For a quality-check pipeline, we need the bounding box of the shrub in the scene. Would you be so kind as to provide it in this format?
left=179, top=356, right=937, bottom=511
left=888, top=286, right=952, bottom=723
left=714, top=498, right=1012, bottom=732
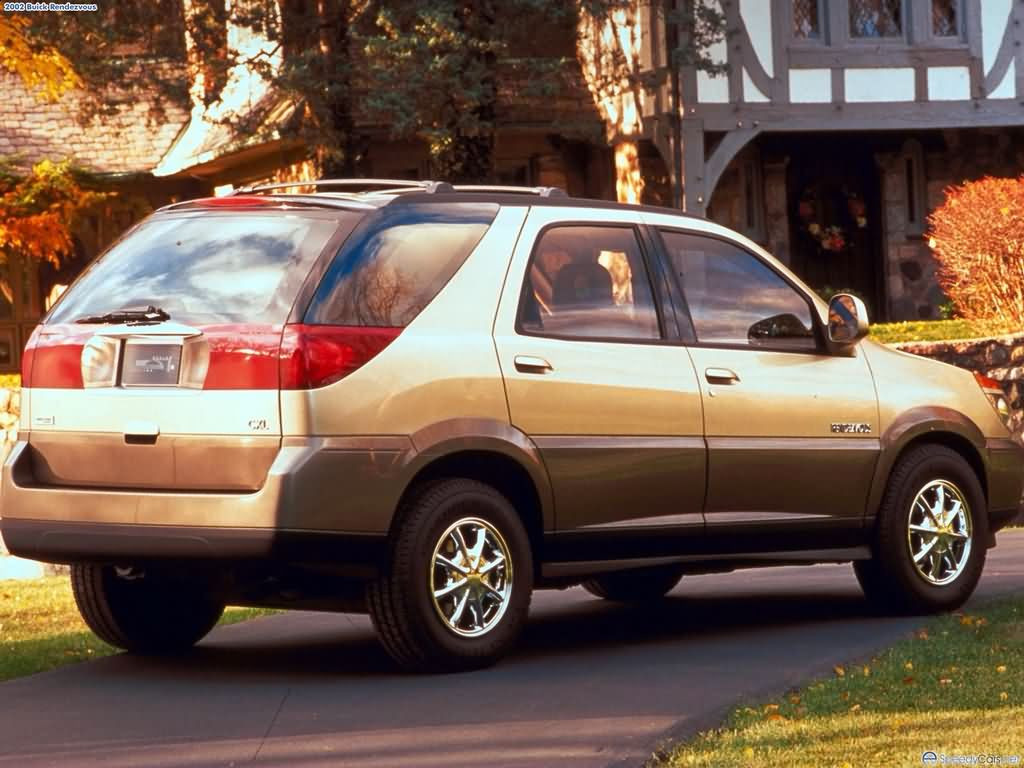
left=927, top=176, right=1024, bottom=327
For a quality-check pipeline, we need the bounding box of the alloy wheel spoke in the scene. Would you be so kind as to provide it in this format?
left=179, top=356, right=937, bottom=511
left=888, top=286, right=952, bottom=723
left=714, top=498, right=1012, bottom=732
left=433, top=578, right=467, bottom=599
left=479, top=554, right=505, bottom=575
left=914, top=535, right=939, bottom=563
left=449, top=588, right=470, bottom=626
left=436, top=554, right=470, bottom=575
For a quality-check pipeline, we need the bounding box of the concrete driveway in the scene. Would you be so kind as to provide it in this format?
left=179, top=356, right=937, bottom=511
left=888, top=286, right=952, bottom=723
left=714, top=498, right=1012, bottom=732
left=3, top=531, right=1023, bottom=768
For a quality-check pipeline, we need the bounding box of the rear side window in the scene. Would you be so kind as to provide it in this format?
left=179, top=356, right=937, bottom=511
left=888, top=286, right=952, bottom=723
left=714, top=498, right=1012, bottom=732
left=48, top=212, right=352, bottom=325
left=304, top=202, right=498, bottom=326
left=518, top=225, right=661, bottom=341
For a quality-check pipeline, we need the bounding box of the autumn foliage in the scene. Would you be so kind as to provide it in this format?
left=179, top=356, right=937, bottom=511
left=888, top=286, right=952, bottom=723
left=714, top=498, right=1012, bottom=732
left=0, top=160, right=107, bottom=267
left=0, top=15, right=78, bottom=102
left=927, top=176, right=1024, bottom=328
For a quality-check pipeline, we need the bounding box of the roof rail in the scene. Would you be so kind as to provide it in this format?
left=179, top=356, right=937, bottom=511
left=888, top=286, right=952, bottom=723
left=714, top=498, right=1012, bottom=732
left=234, top=179, right=455, bottom=195
left=452, top=185, right=568, bottom=198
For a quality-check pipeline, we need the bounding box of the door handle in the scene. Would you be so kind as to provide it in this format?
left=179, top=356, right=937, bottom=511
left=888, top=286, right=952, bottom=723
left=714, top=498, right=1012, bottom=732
left=514, top=355, right=553, bottom=374
left=705, top=367, right=740, bottom=384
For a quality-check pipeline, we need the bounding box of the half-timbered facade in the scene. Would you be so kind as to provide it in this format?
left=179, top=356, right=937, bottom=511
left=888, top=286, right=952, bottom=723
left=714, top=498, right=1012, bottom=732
left=637, top=0, right=1024, bottom=320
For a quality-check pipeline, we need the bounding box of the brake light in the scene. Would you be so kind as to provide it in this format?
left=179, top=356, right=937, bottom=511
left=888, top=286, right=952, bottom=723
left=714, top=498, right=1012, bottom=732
left=279, top=325, right=402, bottom=390
left=21, top=326, right=85, bottom=389
left=192, top=195, right=281, bottom=208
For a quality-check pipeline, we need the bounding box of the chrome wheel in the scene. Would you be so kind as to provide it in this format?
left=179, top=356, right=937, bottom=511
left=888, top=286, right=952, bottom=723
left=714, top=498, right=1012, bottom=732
left=907, top=479, right=973, bottom=586
left=430, top=517, right=513, bottom=638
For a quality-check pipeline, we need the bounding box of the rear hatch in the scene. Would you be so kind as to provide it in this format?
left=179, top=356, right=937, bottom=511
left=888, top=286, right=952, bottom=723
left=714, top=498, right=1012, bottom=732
left=22, top=204, right=361, bottom=491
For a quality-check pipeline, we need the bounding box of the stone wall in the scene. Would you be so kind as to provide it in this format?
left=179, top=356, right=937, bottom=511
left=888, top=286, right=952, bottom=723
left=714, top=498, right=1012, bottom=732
left=894, top=333, right=1024, bottom=442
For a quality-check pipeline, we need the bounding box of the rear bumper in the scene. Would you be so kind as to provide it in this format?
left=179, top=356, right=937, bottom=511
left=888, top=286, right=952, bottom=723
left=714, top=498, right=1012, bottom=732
left=0, top=435, right=409, bottom=563
left=0, top=518, right=386, bottom=570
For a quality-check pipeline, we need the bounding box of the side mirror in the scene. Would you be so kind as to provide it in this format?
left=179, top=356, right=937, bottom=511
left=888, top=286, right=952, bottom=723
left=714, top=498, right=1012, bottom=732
left=827, top=293, right=869, bottom=347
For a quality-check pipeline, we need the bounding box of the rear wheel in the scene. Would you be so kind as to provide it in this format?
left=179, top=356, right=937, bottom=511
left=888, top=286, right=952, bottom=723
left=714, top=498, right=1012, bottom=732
left=71, top=564, right=224, bottom=653
left=582, top=564, right=684, bottom=602
left=856, top=444, right=987, bottom=614
left=366, top=478, right=533, bottom=672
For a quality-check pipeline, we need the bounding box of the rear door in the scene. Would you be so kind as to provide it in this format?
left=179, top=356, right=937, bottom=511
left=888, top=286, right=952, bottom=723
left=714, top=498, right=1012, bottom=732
left=23, top=208, right=357, bottom=492
left=492, top=206, right=706, bottom=538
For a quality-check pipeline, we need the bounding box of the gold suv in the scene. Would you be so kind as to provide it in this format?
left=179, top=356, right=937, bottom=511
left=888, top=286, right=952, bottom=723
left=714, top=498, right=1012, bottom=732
left=2, top=180, right=1021, bottom=671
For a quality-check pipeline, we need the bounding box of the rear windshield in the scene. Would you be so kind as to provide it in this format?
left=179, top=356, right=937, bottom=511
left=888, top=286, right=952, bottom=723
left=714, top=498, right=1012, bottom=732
left=48, top=211, right=356, bottom=325
left=304, top=202, right=498, bottom=326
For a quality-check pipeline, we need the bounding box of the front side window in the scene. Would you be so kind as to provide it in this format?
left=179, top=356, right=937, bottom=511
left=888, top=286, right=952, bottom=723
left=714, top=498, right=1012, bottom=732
left=850, top=0, right=902, bottom=38
left=659, top=231, right=817, bottom=351
left=519, top=225, right=660, bottom=341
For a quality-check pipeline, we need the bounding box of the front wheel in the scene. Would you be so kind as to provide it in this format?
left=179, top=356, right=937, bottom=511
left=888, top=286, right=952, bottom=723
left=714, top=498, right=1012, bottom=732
left=71, top=564, right=224, bottom=653
left=856, top=445, right=987, bottom=614
left=366, top=478, right=533, bottom=672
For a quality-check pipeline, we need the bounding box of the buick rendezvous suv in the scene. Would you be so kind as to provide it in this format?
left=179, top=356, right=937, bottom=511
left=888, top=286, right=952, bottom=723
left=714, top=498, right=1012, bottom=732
left=2, top=180, right=1021, bottom=671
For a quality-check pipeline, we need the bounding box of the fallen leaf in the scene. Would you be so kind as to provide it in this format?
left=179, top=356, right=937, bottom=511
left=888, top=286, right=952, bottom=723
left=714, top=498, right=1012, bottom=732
left=997, top=665, right=1007, bottom=674
left=903, top=676, right=915, bottom=685
left=905, top=661, right=914, bottom=670
left=850, top=704, right=861, bottom=712
left=834, top=665, right=846, bottom=677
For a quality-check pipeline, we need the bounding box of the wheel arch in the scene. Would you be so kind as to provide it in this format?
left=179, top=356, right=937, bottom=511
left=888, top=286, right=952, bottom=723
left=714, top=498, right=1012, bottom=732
left=391, top=419, right=553, bottom=565
left=867, top=407, right=989, bottom=523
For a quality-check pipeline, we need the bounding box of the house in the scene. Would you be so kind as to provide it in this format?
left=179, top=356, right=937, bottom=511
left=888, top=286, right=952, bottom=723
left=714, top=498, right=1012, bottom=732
left=630, top=0, right=1024, bottom=321
left=0, top=10, right=612, bottom=375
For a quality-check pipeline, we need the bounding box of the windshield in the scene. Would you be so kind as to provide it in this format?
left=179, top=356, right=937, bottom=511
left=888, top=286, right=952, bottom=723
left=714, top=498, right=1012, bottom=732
left=48, top=211, right=358, bottom=325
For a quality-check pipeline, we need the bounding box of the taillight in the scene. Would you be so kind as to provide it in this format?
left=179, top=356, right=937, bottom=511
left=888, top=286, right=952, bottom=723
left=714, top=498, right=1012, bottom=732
left=974, top=371, right=1012, bottom=427
left=21, top=326, right=85, bottom=389
left=202, top=325, right=284, bottom=390
left=279, top=325, right=402, bottom=390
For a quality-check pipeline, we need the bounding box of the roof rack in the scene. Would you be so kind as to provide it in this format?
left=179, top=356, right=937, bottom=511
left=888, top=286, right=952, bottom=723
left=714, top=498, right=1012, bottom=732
left=452, top=185, right=567, bottom=198
left=234, top=179, right=455, bottom=195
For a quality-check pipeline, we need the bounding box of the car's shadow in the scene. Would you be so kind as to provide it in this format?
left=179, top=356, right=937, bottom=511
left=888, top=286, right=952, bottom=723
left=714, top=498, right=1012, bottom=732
left=102, top=585, right=884, bottom=682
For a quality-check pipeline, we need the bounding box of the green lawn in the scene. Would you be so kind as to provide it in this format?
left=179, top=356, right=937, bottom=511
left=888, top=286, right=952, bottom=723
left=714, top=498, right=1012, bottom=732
left=656, top=596, right=1024, bottom=768
left=870, top=319, right=1021, bottom=345
left=0, top=575, right=273, bottom=682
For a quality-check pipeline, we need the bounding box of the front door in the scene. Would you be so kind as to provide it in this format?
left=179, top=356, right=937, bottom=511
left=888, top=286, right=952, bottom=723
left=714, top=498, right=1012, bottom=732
left=649, top=222, right=880, bottom=538
left=492, top=207, right=705, bottom=537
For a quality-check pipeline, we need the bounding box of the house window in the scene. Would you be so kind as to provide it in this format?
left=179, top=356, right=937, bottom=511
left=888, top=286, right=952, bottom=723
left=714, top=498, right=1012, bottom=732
left=793, top=0, right=822, bottom=39
left=902, top=140, right=926, bottom=237
left=932, top=0, right=959, bottom=37
left=850, top=0, right=902, bottom=38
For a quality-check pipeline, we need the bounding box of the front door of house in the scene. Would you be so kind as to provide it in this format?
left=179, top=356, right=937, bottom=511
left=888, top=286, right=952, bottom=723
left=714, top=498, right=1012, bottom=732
left=787, top=140, right=884, bottom=320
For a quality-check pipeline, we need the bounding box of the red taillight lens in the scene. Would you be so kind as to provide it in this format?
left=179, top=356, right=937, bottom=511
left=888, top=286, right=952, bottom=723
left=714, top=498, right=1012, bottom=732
left=279, top=325, right=402, bottom=390
left=203, top=325, right=285, bottom=390
left=21, top=326, right=85, bottom=389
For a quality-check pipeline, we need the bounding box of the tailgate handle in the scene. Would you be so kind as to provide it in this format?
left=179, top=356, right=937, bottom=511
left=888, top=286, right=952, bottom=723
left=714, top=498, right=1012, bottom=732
left=124, top=421, right=160, bottom=445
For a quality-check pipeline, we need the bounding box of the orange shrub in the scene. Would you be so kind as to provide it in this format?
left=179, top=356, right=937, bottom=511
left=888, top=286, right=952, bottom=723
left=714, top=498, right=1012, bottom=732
left=927, top=176, right=1024, bottom=327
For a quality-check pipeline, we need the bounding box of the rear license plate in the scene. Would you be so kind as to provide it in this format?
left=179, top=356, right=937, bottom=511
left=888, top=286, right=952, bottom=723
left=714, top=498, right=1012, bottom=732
left=121, top=343, right=182, bottom=387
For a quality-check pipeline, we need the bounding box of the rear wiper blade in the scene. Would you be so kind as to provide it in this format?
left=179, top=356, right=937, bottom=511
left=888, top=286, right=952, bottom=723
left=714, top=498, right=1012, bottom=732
left=75, top=305, right=171, bottom=324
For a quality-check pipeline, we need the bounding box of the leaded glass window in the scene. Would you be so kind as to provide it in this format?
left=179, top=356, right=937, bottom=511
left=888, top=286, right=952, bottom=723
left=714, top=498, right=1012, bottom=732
left=933, top=0, right=958, bottom=37
left=850, top=0, right=902, bottom=38
left=793, top=0, right=820, bottom=39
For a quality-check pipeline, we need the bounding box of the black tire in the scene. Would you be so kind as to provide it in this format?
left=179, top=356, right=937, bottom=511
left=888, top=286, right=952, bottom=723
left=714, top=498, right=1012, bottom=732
left=856, top=444, right=987, bottom=614
left=71, top=564, right=224, bottom=654
left=366, top=478, right=533, bottom=672
left=582, top=564, right=684, bottom=602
